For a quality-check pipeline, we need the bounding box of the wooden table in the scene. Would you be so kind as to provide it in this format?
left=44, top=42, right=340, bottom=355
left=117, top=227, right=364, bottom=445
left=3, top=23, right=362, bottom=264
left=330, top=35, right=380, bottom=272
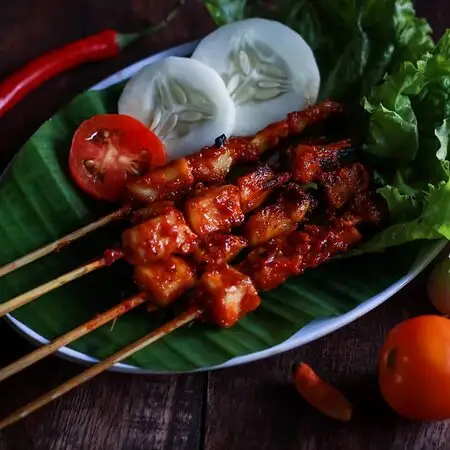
left=0, top=1, right=449, bottom=448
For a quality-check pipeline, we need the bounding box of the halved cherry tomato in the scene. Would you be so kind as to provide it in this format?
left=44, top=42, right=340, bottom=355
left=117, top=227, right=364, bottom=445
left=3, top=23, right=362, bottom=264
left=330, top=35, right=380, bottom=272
left=293, top=362, right=352, bottom=421
left=379, top=315, right=450, bottom=420
left=69, top=114, right=166, bottom=201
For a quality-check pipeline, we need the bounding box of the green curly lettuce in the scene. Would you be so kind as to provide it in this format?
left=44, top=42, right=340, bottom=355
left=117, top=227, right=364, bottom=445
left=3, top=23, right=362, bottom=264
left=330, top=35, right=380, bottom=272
left=361, top=31, right=450, bottom=251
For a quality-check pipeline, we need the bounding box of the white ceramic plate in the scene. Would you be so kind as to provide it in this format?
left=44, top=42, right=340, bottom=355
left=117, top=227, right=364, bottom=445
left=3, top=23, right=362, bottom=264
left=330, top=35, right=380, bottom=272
left=4, top=41, right=447, bottom=374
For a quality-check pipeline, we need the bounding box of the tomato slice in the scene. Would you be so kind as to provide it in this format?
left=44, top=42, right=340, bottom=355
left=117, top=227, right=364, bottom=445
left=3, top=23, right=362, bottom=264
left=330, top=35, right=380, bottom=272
left=69, top=114, right=166, bottom=201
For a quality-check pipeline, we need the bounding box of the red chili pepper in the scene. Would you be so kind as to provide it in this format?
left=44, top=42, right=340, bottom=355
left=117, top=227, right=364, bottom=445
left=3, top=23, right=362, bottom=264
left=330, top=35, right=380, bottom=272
left=293, top=362, right=353, bottom=421
left=0, top=0, right=183, bottom=117
left=0, top=30, right=139, bottom=118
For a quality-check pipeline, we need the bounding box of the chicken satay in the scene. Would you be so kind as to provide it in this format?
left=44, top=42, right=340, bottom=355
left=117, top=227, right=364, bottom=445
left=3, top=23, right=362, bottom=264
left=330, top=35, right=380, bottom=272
left=194, top=264, right=261, bottom=328
left=124, top=172, right=316, bottom=268
left=194, top=221, right=362, bottom=327
left=319, top=162, right=371, bottom=210
left=239, top=223, right=362, bottom=291
left=290, top=139, right=353, bottom=185
left=133, top=233, right=248, bottom=310
left=239, top=188, right=383, bottom=291
left=134, top=256, right=197, bottom=308
left=243, top=186, right=316, bottom=247
left=236, top=165, right=290, bottom=213
left=122, top=203, right=197, bottom=264
left=135, top=195, right=373, bottom=325
left=125, top=101, right=343, bottom=203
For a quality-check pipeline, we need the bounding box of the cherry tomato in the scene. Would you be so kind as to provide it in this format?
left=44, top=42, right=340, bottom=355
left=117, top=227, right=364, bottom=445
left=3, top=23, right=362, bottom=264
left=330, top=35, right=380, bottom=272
left=379, top=315, right=450, bottom=420
left=427, top=257, right=450, bottom=315
left=69, top=114, right=166, bottom=201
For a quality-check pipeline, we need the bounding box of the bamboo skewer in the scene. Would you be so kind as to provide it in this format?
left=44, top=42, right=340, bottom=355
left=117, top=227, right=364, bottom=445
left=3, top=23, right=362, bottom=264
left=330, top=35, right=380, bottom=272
left=0, top=292, right=151, bottom=383
left=0, top=205, right=131, bottom=279
left=0, top=307, right=202, bottom=430
left=0, top=257, right=112, bottom=318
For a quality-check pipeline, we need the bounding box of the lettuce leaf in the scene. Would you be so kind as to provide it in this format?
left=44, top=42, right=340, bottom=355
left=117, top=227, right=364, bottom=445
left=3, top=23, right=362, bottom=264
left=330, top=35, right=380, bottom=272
left=360, top=180, right=450, bottom=252
left=361, top=31, right=450, bottom=251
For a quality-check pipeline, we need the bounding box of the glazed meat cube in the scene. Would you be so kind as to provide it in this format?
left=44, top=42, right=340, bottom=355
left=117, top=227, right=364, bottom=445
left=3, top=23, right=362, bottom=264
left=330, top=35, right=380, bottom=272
left=238, top=238, right=295, bottom=291
left=320, top=162, right=370, bottom=209
left=134, top=256, right=196, bottom=307
left=185, top=185, right=244, bottom=235
left=192, top=233, right=247, bottom=265
left=291, top=140, right=351, bottom=184
left=126, top=158, right=194, bottom=203
left=122, top=205, right=197, bottom=264
left=304, top=224, right=362, bottom=268
left=188, top=146, right=234, bottom=184
left=243, top=186, right=315, bottom=247
left=278, top=184, right=316, bottom=223
left=346, top=191, right=386, bottom=227
left=236, top=165, right=290, bottom=213
left=195, top=264, right=261, bottom=328
left=243, top=204, right=295, bottom=247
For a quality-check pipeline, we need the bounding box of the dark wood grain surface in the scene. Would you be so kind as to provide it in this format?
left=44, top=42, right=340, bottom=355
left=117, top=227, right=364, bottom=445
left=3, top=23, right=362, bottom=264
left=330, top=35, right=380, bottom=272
left=0, top=1, right=449, bottom=449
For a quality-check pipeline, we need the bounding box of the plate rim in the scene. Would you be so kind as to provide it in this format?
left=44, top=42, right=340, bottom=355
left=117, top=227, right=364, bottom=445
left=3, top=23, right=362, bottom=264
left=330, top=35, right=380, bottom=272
left=3, top=40, right=447, bottom=374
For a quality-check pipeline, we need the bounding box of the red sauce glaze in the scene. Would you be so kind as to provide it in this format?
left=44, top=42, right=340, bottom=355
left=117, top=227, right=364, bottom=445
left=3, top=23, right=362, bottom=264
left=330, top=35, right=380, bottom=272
left=122, top=206, right=197, bottom=264
left=54, top=240, right=72, bottom=253
left=228, top=138, right=262, bottom=162
left=287, top=101, right=343, bottom=135
left=239, top=222, right=362, bottom=292
left=320, top=162, right=370, bottom=210
left=188, top=146, right=234, bottom=183
left=291, top=146, right=334, bottom=184
left=195, top=264, right=261, bottom=328
left=345, top=191, right=386, bottom=227
left=103, top=248, right=124, bottom=266
left=86, top=315, right=100, bottom=331
left=185, top=185, right=244, bottom=235
left=121, top=101, right=342, bottom=206
left=238, top=243, right=294, bottom=291
left=192, top=233, right=248, bottom=265
left=244, top=204, right=295, bottom=247
left=291, top=139, right=352, bottom=185
left=237, top=164, right=291, bottom=213
left=134, top=256, right=197, bottom=307
left=278, top=184, right=316, bottom=223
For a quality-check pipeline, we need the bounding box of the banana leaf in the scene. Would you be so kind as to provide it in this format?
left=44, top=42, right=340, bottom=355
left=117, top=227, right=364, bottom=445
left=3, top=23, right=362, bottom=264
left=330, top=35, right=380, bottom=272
left=0, top=81, right=431, bottom=372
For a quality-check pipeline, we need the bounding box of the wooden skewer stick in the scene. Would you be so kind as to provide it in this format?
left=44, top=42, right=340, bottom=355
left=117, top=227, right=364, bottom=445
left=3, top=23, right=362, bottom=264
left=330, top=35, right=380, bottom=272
left=0, top=257, right=112, bottom=318
left=0, top=307, right=202, bottom=430
left=0, top=205, right=131, bottom=279
left=0, top=292, right=153, bottom=383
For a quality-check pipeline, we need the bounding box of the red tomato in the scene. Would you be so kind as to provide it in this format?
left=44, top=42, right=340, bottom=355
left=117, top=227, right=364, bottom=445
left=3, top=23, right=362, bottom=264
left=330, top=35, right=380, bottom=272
left=69, top=114, right=166, bottom=201
left=379, top=315, right=450, bottom=420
